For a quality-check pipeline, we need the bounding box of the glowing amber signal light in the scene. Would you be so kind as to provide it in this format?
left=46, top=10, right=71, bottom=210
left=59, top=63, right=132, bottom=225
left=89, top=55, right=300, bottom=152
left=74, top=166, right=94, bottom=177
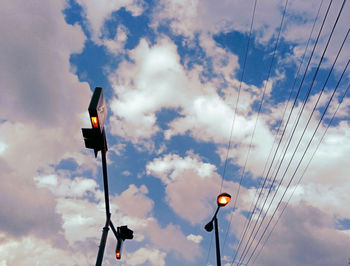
left=91, top=116, right=99, bottom=128
left=116, top=251, right=121, bottom=259
left=217, top=193, right=231, bottom=207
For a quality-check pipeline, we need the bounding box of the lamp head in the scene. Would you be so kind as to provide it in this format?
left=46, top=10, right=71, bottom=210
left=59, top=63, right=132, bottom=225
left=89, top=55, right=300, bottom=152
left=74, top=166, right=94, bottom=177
left=217, top=192, right=231, bottom=207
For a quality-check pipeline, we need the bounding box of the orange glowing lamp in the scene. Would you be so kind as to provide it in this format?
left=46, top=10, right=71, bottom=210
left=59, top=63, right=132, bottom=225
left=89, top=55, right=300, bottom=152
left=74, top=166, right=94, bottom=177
left=217, top=192, right=231, bottom=207
left=116, top=251, right=121, bottom=260
left=88, top=87, right=107, bottom=133
left=91, top=116, right=99, bottom=128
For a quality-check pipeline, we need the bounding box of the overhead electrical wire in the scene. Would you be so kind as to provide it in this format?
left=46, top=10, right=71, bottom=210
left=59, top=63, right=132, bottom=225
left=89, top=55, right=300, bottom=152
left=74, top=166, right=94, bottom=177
left=205, top=0, right=258, bottom=265
left=245, top=57, right=350, bottom=265
left=240, top=27, right=347, bottom=266
left=242, top=37, right=350, bottom=266
left=228, top=0, right=324, bottom=260
left=238, top=7, right=347, bottom=266
left=238, top=0, right=325, bottom=241
left=232, top=0, right=289, bottom=214
left=222, top=0, right=289, bottom=256
left=219, top=0, right=259, bottom=193
left=251, top=79, right=350, bottom=265
left=237, top=2, right=348, bottom=263
left=230, top=0, right=334, bottom=264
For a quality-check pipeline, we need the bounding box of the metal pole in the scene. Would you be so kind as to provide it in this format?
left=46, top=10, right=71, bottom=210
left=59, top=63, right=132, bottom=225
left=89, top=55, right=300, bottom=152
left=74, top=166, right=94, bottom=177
left=101, top=131, right=110, bottom=217
left=95, top=216, right=110, bottom=266
left=95, top=132, right=111, bottom=266
left=214, top=216, right=221, bottom=266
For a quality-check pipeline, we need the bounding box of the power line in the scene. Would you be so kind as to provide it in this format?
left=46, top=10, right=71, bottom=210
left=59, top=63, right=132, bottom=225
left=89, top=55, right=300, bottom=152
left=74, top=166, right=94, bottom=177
left=229, top=1, right=325, bottom=261
left=238, top=1, right=349, bottom=260
left=251, top=80, right=350, bottom=265
left=219, top=0, right=258, bottom=193
left=223, top=0, right=288, bottom=256
left=246, top=57, right=350, bottom=265
left=238, top=3, right=348, bottom=263
left=205, top=1, right=259, bottom=264
left=239, top=12, right=350, bottom=263
left=231, top=0, right=334, bottom=263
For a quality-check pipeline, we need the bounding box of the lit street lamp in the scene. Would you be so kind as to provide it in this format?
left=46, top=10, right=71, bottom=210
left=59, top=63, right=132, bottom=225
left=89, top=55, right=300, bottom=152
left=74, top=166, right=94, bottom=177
left=205, top=193, right=231, bottom=266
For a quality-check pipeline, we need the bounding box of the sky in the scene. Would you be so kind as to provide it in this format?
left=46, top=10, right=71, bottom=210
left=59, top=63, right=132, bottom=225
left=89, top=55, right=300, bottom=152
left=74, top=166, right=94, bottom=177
left=0, top=0, right=350, bottom=265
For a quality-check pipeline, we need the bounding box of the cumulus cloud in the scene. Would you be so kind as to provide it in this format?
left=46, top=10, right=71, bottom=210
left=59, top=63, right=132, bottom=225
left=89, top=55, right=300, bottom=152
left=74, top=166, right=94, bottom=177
left=103, top=25, right=129, bottom=54
left=2, top=0, right=349, bottom=265
left=0, top=0, right=90, bottom=127
left=0, top=234, right=94, bottom=266
left=108, top=35, right=277, bottom=158
left=28, top=170, right=202, bottom=264
left=0, top=0, right=94, bottom=244
left=252, top=203, right=350, bottom=266
left=125, top=247, right=167, bottom=266
left=146, top=152, right=252, bottom=225
left=187, top=234, right=203, bottom=244
left=151, top=0, right=350, bottom=72
left=75, top=0, right=144, bottom=42
left=108, top=37, right=192, bottom=144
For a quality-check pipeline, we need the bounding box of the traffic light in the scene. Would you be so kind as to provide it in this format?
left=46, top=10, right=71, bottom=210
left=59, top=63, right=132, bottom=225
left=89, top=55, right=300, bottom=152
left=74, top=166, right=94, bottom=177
left=88, top=87, right=107, bottom=133
left=115, top=225, right=133, bottom=260
left=82, top=87, right=108, bottom=157
left=115, top=238, right=122, bottom=260
left=119, top=225, right=134, bottom=240
left=81, top=128, right=106, bottom=157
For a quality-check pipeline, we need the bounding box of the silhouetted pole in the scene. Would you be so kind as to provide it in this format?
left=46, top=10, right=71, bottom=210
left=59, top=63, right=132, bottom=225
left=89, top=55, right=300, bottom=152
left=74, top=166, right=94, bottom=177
left=95, top=132, right=110, bottom=266
left=214, top=216, right=221, bottom=266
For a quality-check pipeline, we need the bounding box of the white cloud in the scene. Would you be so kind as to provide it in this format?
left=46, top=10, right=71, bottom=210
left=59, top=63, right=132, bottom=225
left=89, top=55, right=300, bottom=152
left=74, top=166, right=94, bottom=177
left=0, top=235, right=93, bottom=266
left=252, top=204, right=350, bottom=266
left=108, top=36, right=273, bottom=151
left=151, top=0, right=350, bottom=72
left=0, top=141, right=8, bottom=155
left=30, top=170, right=202, bottom=264
left=146, top=153, right=216, bottom=184
left=34, top=174, right=99, bottom=198
left=187, top=234, right=203, bottom=244
left=76, top=0, right=143, bottom=42
left=145, top=219, right=202, bottom=263
left=108, top=37, right=192, bottom=144
left=115, top=184, right=153, bottom=218
left=147, top=152, right=251, bottom=224
left=125, top=247, right=167, bottom=266
left=0, top=0, right=90, bottom=127
left=0, top=1, right=113, bottom=264
left=103, top=25, right=129, bottom=54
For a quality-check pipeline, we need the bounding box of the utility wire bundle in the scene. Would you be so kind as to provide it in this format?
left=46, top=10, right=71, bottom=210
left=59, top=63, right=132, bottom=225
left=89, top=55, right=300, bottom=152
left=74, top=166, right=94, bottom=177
left=205, top=0, right=350, bottom=265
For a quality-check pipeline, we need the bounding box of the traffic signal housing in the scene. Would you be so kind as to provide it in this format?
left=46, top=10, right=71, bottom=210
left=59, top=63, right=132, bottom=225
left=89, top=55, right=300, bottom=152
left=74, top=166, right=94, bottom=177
left=115, top=225, right=133, bottom=260
left=115, top=239, right=122, bottom=260
left=81, top=128, right=107, bottom=157
left=119, top=225, right=134, bottom=240
left=82, top=87, right=108, bottom=157
left=88, top=87, right=107, bottom=133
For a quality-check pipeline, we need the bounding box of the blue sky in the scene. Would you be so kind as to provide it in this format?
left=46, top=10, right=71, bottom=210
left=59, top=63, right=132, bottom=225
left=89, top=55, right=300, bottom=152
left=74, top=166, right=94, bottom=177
left=1, top=0, right=350, bottom=265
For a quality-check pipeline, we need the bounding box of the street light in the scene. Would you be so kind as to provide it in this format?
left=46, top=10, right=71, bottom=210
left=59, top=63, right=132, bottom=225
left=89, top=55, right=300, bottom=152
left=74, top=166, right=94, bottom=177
left=205, top=192, right=231, bottom=266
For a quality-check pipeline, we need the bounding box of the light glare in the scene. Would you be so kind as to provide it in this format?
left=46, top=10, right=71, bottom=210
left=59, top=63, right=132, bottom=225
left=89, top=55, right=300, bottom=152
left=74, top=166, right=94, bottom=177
left=217, top=193, right=231, bottom=207
left=91, top=116, right=99, bottom=128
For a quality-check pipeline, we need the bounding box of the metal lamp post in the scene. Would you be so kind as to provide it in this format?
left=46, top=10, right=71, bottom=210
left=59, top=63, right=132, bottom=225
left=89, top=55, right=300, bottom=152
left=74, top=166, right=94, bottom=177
left=205, top=192, right=231, bottom=266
